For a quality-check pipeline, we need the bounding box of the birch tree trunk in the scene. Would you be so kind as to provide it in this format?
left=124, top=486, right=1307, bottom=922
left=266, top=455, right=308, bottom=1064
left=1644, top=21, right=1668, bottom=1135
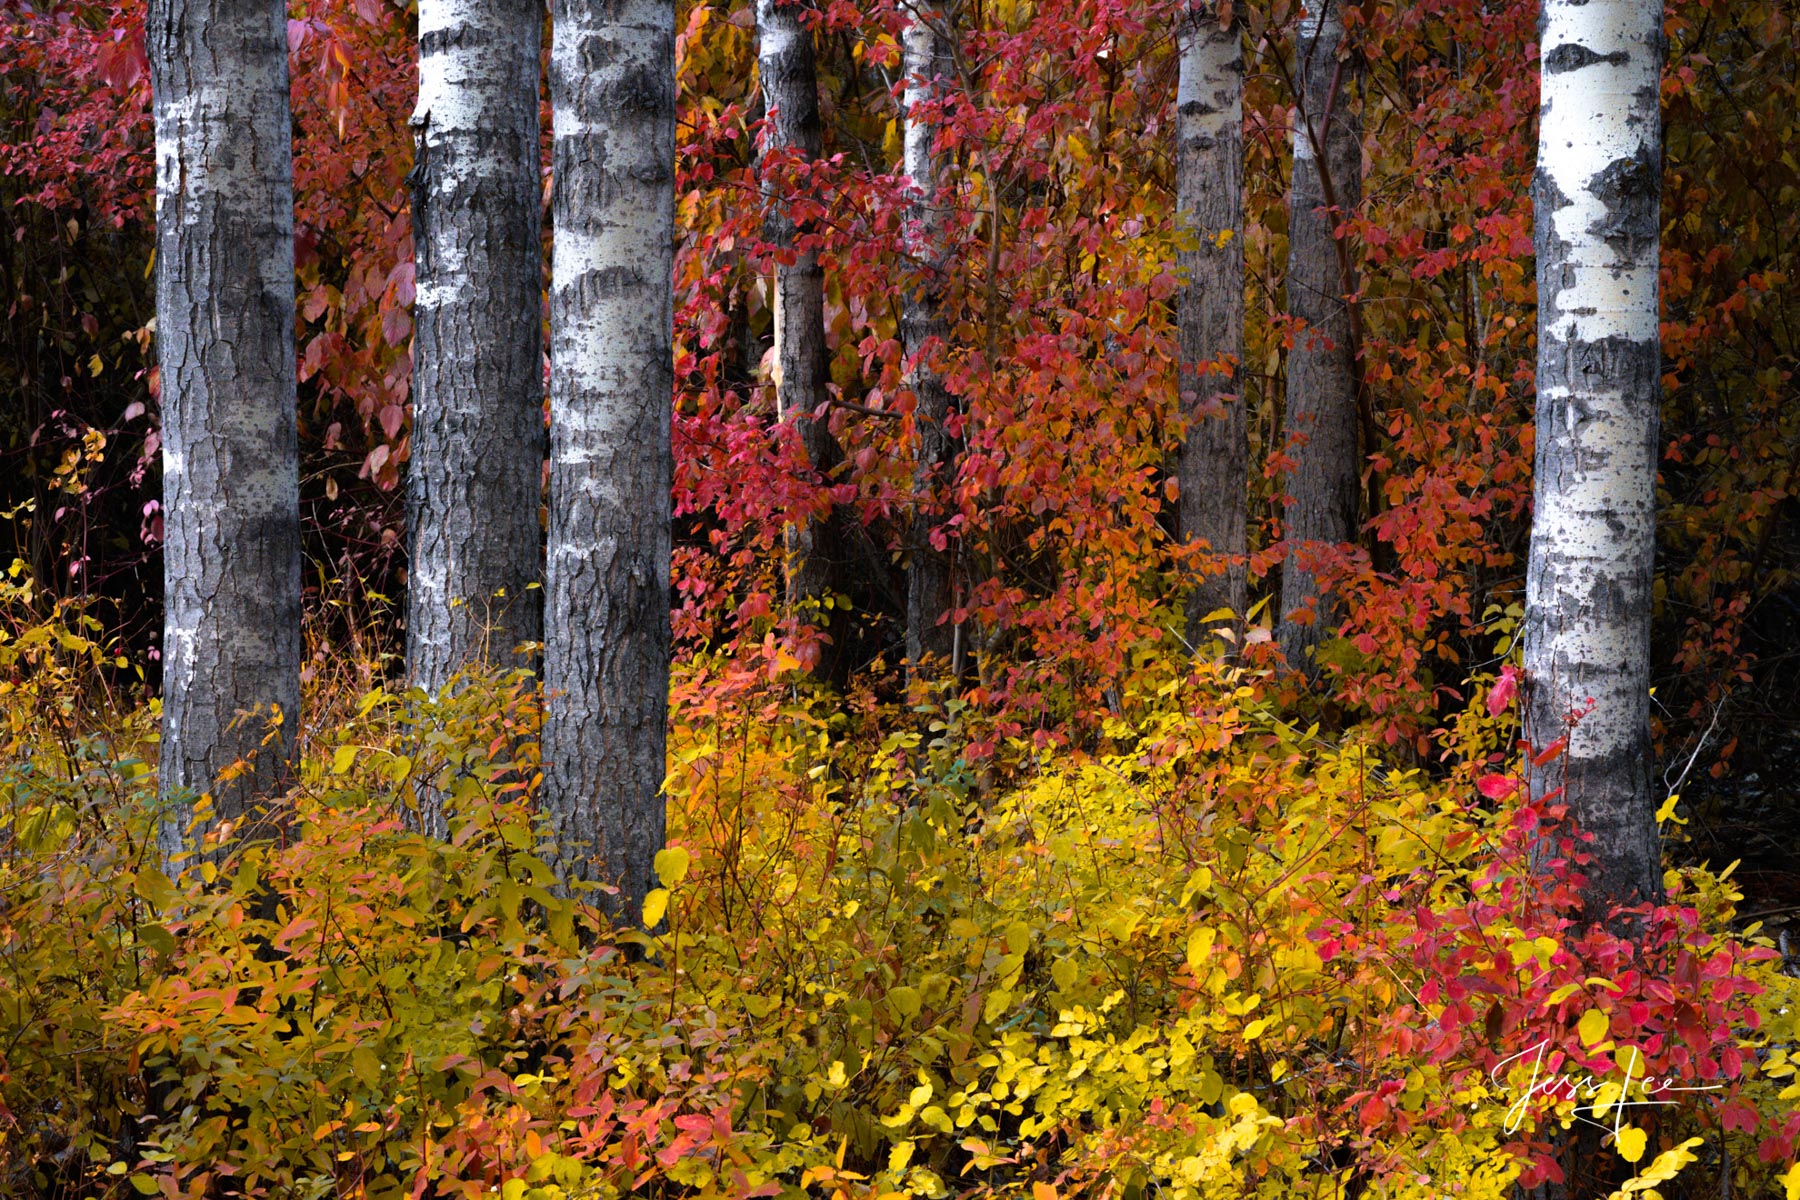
left=149, top=0, right=301, bottom=861
left=1524, top=0, right=1664, bottom=921
left=543, top=0, right=675, bottom=922
left=1174, top=2, right=1247, bottom=641
left=757, top=0, right=838, bottom=613
left=1277, top=0, right=1362, bottom=675
left=406, top=0, right=545, bottom=713
left=902, top=2, right=958, bottom=676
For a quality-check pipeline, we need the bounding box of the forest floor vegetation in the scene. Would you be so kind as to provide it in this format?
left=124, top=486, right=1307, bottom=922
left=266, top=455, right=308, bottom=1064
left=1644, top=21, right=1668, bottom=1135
left=2, top=581, right=1798, bottom=1200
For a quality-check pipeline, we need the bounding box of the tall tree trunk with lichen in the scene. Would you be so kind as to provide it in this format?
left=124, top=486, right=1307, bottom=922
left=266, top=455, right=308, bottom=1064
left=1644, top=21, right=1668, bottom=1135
left=902, top=2, right=958, bottom=677
left=757, top=0, right=839, bottom=619
left=1524, top=0, right=1665, bottom=928
left=542, top=0, right=675, bottom=924
left=149, top=0, right=301, bottom=861
left=1175, top=1, right=1247, bottom=642
left=1277, top=0, right=1362, bottom=675
left=405, top=0, right=545, bottom=703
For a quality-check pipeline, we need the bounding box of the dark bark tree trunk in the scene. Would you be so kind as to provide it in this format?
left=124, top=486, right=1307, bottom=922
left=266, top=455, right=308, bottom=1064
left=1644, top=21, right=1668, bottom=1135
left=543, top=0, right=675, bottom=924
left=756, top=0, right=838, bottom=615
left=902, top=2, right=958, bottom=678
left=1524, top=0, right=1665, bottom=923
left=1276, top=0, right=1362, bottom=675
left=405, top=0, right=545, bottom=696
left=149, top=0, right=301, bottom=862
left=1175, top=1, right=1247, bottom=643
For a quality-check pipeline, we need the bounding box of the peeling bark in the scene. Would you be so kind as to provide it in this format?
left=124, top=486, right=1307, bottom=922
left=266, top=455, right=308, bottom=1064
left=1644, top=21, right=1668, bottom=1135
left=1524, top=0, right=1665, bottom=921
left=149, top=0, right=301, bottom=861
left=902, top=2, right=958, bottom=677
left=756, top=0, right=839, bottom=615
left=543, top=0, right=675, bottom=923
left=1277, top=0, right=1362, bottom=676
left=405, top=0, right=545, bottom=718
left=1174, top=1, right=1247, bottom=640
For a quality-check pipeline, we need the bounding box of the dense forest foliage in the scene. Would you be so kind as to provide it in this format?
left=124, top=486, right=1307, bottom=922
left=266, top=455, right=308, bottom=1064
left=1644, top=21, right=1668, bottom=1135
left=4, top=0, right=1800, bottom=1197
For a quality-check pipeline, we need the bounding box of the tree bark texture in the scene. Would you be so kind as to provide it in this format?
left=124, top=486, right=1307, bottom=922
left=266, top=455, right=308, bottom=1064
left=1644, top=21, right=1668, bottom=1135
left=902, top=2, right=958, bottom=675
left=406, top=0, right=546, bottom=706
left=543, top=0, right=675, bottom=923
left=1277, top=0, right=1362, bottom=675
left=756, top=0, right=838, bottom=613
left=1174, top=2, right=1247, bottom=641
left=1524, top=0, right=1665, bottom=921
left=149, top=0, right=301, bottom=861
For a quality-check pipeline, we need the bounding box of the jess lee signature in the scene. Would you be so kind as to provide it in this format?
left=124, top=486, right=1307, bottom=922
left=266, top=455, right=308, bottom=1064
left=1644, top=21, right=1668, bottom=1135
left=1492, top=1040, right=1724, bottom=1134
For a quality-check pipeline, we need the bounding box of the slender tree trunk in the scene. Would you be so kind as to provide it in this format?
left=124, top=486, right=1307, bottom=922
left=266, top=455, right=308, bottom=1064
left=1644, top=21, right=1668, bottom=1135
left=902, top=1, right=957, bottom=676
left=1175, top=1, right=1247, bottom=642
left=1277, top=0, right=1362, bottom=674
left=757, top=0, right=837, bottom=614
left=406, top=0, right=545, bottom=695
left=149, top=0, right=300, bottom=861
left=543, top=0, right=675, bottom=922
left=1524, top=0, right=1665, bottom=923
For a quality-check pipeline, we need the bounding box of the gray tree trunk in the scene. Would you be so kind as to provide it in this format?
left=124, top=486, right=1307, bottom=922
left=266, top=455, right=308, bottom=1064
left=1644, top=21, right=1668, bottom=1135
left=149, top=0, right=301, bottom=862
left=1276, top=0, right=1362, bottom=674
left=542, top=0, right=675, bottom=924
left=1174, top=2, right=1247, bottom=643
left=757, top=0, right=837, bottom=614
left=406, top=0, right=545, bottom=702
left=902, top=2, right=957, bottom=676
left=1524, top=0, right=1664, bottom=922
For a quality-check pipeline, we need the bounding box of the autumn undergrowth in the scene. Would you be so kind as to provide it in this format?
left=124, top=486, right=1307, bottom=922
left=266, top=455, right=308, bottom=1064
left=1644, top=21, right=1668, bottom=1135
left=3, top=586, right=1799, bottom=1200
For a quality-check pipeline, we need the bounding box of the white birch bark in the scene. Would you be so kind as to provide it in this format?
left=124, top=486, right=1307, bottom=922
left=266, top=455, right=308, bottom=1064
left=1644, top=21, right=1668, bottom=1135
left=149, top=0, right=301, bottom=861
left=542, top=0, right=676, bottom=923
left=1174, top=2, right=1247, bottom=640
left=1276, top=0, right=1362, bottom=675
left=902, top=1, right=957, bottom=675
left=756, top=0, right=838, bottom=614
left=405, top=0, right=545, bottom=737
left=1524, top=0, right=1665, bottom=919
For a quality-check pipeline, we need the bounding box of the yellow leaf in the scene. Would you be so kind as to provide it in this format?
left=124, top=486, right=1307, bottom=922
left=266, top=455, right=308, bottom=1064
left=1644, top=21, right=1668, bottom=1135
left=642, top=888, right=669, bottom=928
left=1615, top=1125, right=1646, bottom=1164
left=1578, top=1008, right=1609, bottom=1046
left=1242, top=1017, right=1269, bottom=1041
left=654, top=846, right=691, bottom=888
left=1033, top=1185, right=1059, bottom=1200
left=331, top=745, right=356, bottom=775
left=1782, top=1160, right=1800, bottom=1200
left=1186, top=926, right=1216, bottom=972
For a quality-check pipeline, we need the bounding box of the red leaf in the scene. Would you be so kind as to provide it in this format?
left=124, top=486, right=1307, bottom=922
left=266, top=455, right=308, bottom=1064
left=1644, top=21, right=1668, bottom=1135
left=1487, top=665, right=1519, bottom=717
left=1477, top=774, right=1519, bottom=800
left=1532, top=737, right=1569, bottom=767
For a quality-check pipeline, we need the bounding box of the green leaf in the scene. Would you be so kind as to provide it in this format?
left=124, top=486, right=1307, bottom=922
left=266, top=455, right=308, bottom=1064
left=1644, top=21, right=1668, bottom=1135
left=138, top=922, right=176, bottom=958
left=128, top=1176, right=159, bottom=1196
left=133, top=866, right=175, bottom=909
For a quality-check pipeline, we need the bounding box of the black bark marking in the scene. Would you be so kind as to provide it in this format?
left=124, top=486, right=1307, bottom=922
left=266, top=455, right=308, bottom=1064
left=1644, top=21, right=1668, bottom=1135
left=1587, top=145, right=1661, bottom=261
left=1543, top=42, right=1629, bottom=73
